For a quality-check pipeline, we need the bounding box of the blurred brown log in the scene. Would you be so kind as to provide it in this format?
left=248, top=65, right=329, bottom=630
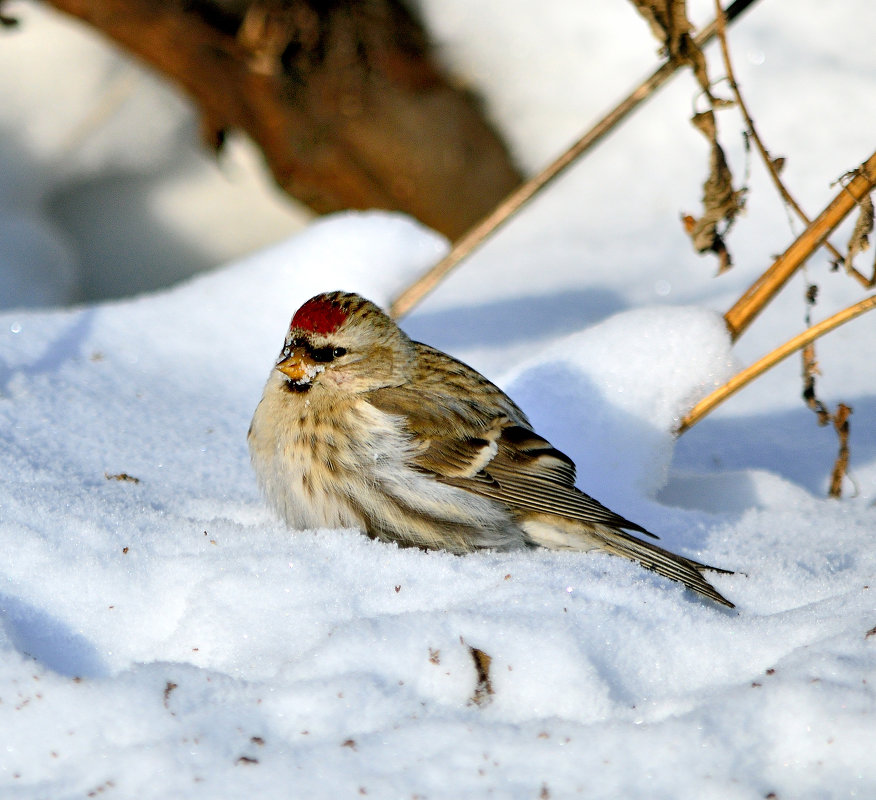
left=40, top=0, right=523, bottom=239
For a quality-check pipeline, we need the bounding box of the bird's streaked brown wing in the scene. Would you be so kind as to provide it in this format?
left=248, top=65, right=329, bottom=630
left=366, top=342, right=527, bottom=437
left=366, top=342, right=733, bottom=606
left=367, top=342, right=652, bottom=535
left=439, top=423, right=654, bottom=536
left=434, top=424, right=734, bottom=606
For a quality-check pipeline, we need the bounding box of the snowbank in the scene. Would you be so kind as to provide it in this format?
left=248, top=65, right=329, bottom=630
left=2, top=214, right=875, bottom=799
left=2, top=0, right=875, bottom=797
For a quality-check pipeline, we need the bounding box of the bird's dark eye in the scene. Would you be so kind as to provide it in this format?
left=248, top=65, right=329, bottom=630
left=333, top=347, right=347, bottom=358
left=309, top=346, right=336, bottom=363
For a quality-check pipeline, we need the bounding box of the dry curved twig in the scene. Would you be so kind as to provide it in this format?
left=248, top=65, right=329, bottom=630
left=390, top=0, right=760, bottom=318
left=724, top=150, right=876, bottom=341
left=711, top=0, right=872, bottom=286
left=677, top=294, right=876, bottom=434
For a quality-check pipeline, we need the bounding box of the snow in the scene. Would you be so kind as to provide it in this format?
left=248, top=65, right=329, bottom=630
left=2, top=1, right=876, bottom=798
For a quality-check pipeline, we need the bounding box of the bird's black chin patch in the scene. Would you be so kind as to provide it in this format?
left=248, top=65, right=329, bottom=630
left=283, top=379, right=312, bottom=393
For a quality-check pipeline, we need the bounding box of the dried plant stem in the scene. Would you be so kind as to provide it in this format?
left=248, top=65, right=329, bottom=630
left=390, top=0, right=759, bottom=318
left=827, top=403, right=852, bottom=498
left=724, top=150, right=876, bottom=341
left=677, top=294, right=876, bottom=434
left=712, top=0, right=868, bottom=285
left=713, top=6, right=867, bottom=496
left=59, top=66, right=140, bottom=155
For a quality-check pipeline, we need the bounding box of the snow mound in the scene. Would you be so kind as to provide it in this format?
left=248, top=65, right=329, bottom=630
left=2, top=212, right=874, bottom=798
left=506, top=307, right=737, bottom=507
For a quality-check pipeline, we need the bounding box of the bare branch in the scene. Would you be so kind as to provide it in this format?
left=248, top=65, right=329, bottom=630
left=677, top=294, right=876, bottom=434
left=712, top=0, right=862, bottom=283
left=390, top=0, right=761, bottom=318
left=827, top=403, right=852, bottom=498
left=724, top=150, right=876, bottom=340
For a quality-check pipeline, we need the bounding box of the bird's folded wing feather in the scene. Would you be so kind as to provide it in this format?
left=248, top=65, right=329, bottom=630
left=411, top=423, right=734, bottom=605
left=366, top=342, right=529, bottom=437
left=437, top=424, right=654, bottom=536
left=366, top=345, right=733, bottom=606
left=366, top=345, right=653, bottom=536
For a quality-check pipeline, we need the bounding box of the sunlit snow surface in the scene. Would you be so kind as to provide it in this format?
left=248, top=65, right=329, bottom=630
left=2, top=213, right=874, bottom=799
left=2, top=0, right=876, bottom=798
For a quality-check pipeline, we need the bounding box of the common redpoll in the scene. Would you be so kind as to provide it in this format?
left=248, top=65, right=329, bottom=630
left=249, top=291, right=733, bottom=607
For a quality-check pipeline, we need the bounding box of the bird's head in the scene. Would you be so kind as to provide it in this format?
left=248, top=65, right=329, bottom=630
left=272, top=291, right=414, bottom=395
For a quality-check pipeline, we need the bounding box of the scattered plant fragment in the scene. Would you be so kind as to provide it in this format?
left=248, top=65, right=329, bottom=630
left=163, top=681, right=178, bottom=710
left=104, top=472, right=140, bottom=483
left=844, top=192, right=874, bottom=281
left=468, top=645, right=494, bottom=707
left=801, top=284, right=854, bottom=498
left=629, top=0, right=710, bottom=93
left=683, top=109, right=745, bottom=273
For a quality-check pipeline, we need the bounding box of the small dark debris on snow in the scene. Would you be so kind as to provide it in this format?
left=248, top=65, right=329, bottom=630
left=105, top=472, right=140, bottom=483
left=468, top=645, right=494, bottom=707
left=163, top=681, right=178, bottom=709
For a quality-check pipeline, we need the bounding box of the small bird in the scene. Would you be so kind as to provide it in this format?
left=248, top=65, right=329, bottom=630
left=249, top=291, right=733, bottom=607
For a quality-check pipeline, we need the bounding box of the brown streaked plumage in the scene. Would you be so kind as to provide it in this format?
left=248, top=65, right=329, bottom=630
left=248, top=290, right=734, bottom=607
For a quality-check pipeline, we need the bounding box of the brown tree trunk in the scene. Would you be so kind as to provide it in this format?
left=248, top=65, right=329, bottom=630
left=40, top=0, right=523, bottom=239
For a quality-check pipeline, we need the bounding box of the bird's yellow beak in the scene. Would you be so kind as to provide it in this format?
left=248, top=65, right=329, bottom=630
left=275, top=356, right=308, bottom=382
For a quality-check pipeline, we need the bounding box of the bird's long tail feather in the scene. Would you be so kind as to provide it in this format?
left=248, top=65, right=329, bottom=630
left=594, top=526, right=734, bottom=607
left=526, top=520, right=735, bottom=607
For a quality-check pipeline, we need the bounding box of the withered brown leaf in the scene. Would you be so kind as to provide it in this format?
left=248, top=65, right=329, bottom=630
left=845, top=193, right=874, bottom=272
left=468, top=645, right=494, bottom=707
left=684, top=110, right=745, bottom=273
left=628, top=0, right=711, bottom=92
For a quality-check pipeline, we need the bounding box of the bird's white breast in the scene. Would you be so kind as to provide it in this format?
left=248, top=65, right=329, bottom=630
left=248, top=373, right=515, bottom=548
left=248, top=376, right=367, bottom=530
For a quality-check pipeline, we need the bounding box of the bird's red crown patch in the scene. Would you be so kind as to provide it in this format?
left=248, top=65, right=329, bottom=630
left=290, top=297, right=348, bottom=335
